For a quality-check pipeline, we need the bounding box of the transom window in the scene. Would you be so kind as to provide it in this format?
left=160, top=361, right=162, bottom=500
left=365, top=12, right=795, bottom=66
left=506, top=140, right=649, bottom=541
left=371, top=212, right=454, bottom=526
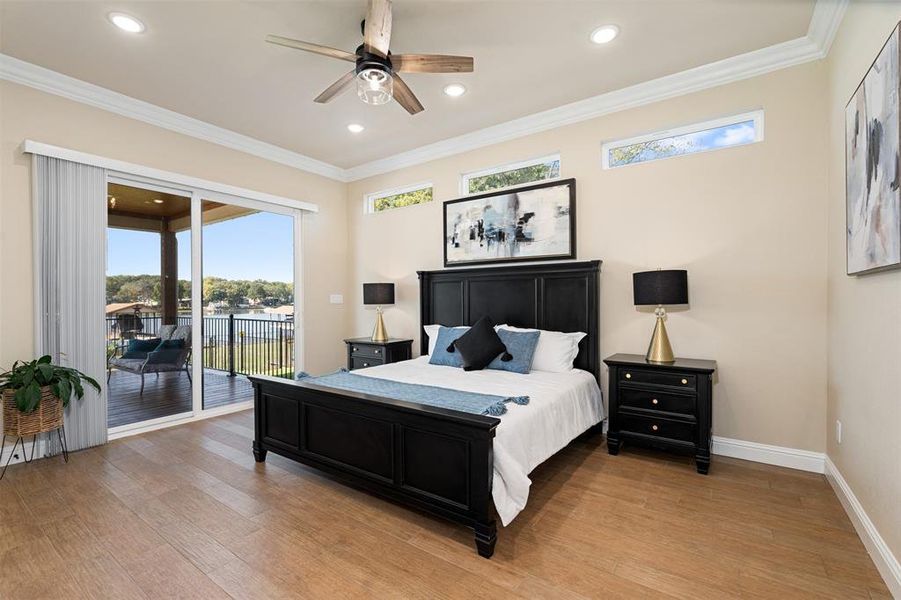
left=461, top=154, right=561, bottom=194
left=602, top=110, right=764, bottom=169
left=365, top=182, right=433, bottom=213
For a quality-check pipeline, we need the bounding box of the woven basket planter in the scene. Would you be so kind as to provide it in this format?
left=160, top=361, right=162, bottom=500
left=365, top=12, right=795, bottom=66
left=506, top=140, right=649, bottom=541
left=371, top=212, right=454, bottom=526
left=2, top=387, right=62, bottom=437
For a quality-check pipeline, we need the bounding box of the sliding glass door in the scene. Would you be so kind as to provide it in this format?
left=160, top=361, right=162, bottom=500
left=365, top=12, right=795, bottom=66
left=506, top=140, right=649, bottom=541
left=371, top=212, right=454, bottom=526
left=199, top=199, right=296, bottom=410
left=106, top=177, right=301, bottom=433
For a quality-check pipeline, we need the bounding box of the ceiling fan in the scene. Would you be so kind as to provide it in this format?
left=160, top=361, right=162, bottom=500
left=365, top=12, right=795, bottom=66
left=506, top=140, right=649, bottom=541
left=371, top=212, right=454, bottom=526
left=266, top=0, right=473, bottom=115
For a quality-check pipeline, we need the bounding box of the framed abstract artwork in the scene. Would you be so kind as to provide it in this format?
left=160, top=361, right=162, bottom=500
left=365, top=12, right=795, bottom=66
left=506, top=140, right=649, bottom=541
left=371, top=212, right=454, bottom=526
left=443, top=178, right=576, bottom=267
left=846, top=23, right=901, bottom=275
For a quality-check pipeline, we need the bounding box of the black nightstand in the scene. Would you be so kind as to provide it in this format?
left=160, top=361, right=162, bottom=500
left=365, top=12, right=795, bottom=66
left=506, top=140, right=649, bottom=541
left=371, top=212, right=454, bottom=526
left=604, top=353, right=716, bottom=474
left=344, top=338, right=413, bottom=371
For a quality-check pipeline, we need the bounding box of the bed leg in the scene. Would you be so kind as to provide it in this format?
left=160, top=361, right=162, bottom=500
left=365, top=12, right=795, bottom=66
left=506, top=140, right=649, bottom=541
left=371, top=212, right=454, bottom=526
left=474, top=521, right=497, bottom=558
left=252, top=442, right=267, bottom=463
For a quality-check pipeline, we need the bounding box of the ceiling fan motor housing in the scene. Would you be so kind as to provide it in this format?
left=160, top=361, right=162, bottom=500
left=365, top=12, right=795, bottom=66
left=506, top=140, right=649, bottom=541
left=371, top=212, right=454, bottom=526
left=354, top=45, right=394, bottom=75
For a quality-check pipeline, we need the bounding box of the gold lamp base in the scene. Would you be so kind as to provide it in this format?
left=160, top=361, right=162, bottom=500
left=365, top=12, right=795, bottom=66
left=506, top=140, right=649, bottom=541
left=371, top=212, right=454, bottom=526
left=371, top=307, right=388, bottom=342
left=646, top=307, right=675, bottom=364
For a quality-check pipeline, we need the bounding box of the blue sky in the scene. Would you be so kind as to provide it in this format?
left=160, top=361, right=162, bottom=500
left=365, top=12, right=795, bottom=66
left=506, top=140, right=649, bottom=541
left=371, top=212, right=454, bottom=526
left=107, top=211, right=294, bottom=282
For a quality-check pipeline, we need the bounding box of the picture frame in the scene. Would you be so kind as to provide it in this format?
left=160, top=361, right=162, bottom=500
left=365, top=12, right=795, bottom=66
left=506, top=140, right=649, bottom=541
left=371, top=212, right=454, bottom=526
left=443, top=178, right=576, bottom=268
left=846, top=22, right=901, bottom=276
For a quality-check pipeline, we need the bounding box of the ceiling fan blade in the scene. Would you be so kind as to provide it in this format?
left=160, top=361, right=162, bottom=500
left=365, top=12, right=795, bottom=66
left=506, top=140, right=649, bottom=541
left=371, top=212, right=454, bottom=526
left=364, top=0, right=393, bottom=58
left=314, top=70, right=357, bottom=103
left=391, top=54, right=474, bottom=73
left=391, top=74, right=424, bottom=115
left=265, top=35, right=357, bottom=63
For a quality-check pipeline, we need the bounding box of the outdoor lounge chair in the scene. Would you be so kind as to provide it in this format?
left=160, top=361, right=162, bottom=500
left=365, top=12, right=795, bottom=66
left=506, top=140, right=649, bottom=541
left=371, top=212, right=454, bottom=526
left=107, top=324, right=192, bottom=394
left=115, top=312, right=145, bottom=340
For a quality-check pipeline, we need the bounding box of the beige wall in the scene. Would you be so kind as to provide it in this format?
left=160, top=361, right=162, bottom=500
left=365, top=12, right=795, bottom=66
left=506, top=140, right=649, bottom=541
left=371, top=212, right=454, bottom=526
left=0, top=81, right=349, bottom=375
left=825, top=2, right=901, bottom=567
left=347, top=61, right=830, bottom=452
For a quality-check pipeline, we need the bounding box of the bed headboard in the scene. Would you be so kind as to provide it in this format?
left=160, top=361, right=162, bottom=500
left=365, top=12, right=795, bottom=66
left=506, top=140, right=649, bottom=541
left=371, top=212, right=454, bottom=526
left=418, top=261, right=601, bottom=381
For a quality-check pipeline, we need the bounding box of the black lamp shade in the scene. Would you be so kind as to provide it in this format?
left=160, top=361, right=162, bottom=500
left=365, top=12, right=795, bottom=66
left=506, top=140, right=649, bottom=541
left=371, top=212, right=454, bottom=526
left=363, top=282, right=395, bottom=305
left=633, top=270, right=688, bottom=306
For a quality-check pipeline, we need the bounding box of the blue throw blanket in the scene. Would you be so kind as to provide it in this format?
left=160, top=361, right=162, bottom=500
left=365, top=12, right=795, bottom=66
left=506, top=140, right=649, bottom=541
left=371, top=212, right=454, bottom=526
left=295, top=369, right=529, bottom=416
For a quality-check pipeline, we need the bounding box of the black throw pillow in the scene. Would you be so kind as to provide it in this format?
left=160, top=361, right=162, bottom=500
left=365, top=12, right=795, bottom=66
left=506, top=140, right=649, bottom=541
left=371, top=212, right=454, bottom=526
left=449, top=316, right=508, bottom=371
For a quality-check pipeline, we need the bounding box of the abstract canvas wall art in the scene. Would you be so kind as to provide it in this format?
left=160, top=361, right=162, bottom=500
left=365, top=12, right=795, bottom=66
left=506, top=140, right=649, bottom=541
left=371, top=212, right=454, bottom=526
left=846, top=23, right=901, bottom=275
left=444, top=179, right=575, bottom=267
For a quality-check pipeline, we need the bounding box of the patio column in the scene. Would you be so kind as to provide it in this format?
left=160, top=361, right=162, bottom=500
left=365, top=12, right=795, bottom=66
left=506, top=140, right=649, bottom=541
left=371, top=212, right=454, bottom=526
left=160, top=223, right=178, bottom=325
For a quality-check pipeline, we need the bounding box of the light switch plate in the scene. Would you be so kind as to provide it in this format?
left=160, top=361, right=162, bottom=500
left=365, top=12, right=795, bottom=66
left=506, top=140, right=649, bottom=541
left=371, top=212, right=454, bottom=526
left=329, top=294, right=344, bottom=304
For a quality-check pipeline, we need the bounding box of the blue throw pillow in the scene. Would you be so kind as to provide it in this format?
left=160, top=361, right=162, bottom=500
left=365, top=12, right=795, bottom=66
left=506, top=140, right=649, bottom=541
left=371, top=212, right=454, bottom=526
left=146, top=348, right=185, bottom=365
left=487, top=329, right=540, bottom=374
left=428, top=326, right=468, bottom=368
left=122, top=337, right=161, bottom=359
left=155, top=338, right=185, bottom=351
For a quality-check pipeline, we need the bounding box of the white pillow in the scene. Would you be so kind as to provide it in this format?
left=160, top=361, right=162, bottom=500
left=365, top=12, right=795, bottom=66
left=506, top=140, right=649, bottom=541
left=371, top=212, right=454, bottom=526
left=423, top=324, right=469, bottom=356
left=496, top=325, right=586, bottom=373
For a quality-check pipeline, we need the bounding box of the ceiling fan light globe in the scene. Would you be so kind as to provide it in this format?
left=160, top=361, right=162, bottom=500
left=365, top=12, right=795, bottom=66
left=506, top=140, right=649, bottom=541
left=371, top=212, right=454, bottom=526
left=357, top=68, right=393, bottom=105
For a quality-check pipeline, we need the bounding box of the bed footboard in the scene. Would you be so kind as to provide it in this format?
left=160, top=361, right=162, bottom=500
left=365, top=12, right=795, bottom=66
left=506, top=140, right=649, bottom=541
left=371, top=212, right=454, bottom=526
left=248, top=375, right=501, bottom=558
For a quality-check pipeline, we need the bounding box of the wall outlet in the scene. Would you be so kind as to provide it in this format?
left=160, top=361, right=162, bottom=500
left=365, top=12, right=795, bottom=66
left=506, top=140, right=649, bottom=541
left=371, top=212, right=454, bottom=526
left=329, top=294, right=343, bottom=304
left=835, top=419, right=842, bottom=444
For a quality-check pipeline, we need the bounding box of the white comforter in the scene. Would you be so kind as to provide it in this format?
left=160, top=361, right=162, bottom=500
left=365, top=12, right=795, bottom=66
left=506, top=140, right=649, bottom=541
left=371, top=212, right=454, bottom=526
left=355, top=357, right=604, bottom=525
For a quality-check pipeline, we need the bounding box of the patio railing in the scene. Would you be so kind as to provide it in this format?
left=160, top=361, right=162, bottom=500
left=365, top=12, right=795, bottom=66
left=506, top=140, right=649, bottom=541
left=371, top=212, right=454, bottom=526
left=106, top=314, right=294, bottom=378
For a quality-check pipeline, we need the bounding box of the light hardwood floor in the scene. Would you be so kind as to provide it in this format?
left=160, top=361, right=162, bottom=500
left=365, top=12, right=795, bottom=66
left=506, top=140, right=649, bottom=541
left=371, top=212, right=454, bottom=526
left=0, top=410, right=890, bottom=599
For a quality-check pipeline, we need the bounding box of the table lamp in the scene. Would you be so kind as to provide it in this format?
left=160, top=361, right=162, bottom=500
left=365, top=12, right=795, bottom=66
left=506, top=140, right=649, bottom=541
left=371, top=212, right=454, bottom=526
left=363, top=282, right=395, bottom=342
left=633, top=269, right=688, bottom=363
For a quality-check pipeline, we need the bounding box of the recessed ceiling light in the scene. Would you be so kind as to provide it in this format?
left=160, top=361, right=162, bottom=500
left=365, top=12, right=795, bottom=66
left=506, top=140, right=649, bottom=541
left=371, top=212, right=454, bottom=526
left=153, top=199, right=164, bottom=204
left=108, top=12, right=145, bottom=33
left=347, top=123, right=365, bottom=133
left=590, top=24, right=619, bottom=44
left=443, top=83, right=466, bottom=97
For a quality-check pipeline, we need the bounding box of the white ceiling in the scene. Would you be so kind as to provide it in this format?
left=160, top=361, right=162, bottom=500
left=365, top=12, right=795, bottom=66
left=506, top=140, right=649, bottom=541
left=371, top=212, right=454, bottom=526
left=0, top=1, right=816, bottom=169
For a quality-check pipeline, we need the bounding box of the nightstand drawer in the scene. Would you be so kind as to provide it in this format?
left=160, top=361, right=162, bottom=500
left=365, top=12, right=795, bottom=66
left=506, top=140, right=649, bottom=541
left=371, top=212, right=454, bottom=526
left=620, top=414, right=695, bottom=443
left=620, top=368, right=696, bottom=390
left=349, top=344, right=385, bottom=359
left=620, top=388, right=696, bottom=416
left=351, top=357, right=384, bottom=370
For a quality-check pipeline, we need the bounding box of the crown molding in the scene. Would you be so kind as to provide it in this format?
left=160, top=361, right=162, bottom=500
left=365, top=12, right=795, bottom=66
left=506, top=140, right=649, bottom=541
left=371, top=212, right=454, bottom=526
left=807, top=0, right=849, bottom=57
left=0, top=54, right=347, bottom=182
left=344, top=35, right=823, bottom=181
left=0, top=0, right=846, bottom=184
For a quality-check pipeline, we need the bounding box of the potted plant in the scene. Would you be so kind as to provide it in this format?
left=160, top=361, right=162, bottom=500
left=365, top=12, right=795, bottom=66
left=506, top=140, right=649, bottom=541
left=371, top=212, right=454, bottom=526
left=0, top=356, right=100, bottom=438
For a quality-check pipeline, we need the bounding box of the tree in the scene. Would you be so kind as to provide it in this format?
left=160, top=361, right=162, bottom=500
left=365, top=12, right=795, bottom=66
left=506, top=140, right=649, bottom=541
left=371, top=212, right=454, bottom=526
left=109, top=274, right=293, bottom=308
left=373, top=187, right=433, bottom=211
left=608, top=138, right=695, bottom=167
left=467, top=161, right=560, bottom=194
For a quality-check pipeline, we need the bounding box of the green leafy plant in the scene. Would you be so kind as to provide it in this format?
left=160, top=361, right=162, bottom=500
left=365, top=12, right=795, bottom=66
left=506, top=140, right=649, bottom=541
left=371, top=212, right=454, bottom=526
left=0, top=356, right=100, bottom=413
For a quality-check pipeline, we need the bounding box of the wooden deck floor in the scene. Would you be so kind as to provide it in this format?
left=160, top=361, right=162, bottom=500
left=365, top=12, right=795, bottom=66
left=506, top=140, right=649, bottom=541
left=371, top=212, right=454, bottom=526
left=108, top=369, right=253, bottom=428
left=0, top=410, right=890, bottom=599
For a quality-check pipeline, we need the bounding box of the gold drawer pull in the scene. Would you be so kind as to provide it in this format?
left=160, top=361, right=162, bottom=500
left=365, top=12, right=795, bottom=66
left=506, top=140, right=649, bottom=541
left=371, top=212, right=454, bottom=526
left=625, top=373, right=631, bottom=379
left=352, top=347, right=358, bottom=352
left=375, top=349, right=381, bottom=354
left=362, top=362, right=369, bottom=367
left=681, top=379, right=688, bottom=384
left=652, top=398, right=659, bottom=405
left=651, top=425, right=659, bottom=432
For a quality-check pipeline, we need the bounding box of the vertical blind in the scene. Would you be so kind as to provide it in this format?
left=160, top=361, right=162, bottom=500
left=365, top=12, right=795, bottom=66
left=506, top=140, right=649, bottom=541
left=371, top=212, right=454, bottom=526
left=33, top=155, right=108, bottom=451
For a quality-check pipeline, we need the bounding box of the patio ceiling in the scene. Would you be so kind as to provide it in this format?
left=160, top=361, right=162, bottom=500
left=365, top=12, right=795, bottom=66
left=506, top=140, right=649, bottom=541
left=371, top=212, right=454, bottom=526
left=108, top=183, right=256, bottom=233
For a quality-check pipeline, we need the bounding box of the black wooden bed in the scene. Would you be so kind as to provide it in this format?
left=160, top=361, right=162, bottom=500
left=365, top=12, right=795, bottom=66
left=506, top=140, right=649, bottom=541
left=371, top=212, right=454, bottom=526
left=249, top=260, right=600, bottom=557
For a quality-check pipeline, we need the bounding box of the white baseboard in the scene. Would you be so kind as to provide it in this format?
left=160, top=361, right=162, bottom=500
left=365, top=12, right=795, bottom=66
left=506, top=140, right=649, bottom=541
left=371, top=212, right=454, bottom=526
left=825, top=457, right=901, bottom=598
left=711, top=435, right=826, bottom=473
